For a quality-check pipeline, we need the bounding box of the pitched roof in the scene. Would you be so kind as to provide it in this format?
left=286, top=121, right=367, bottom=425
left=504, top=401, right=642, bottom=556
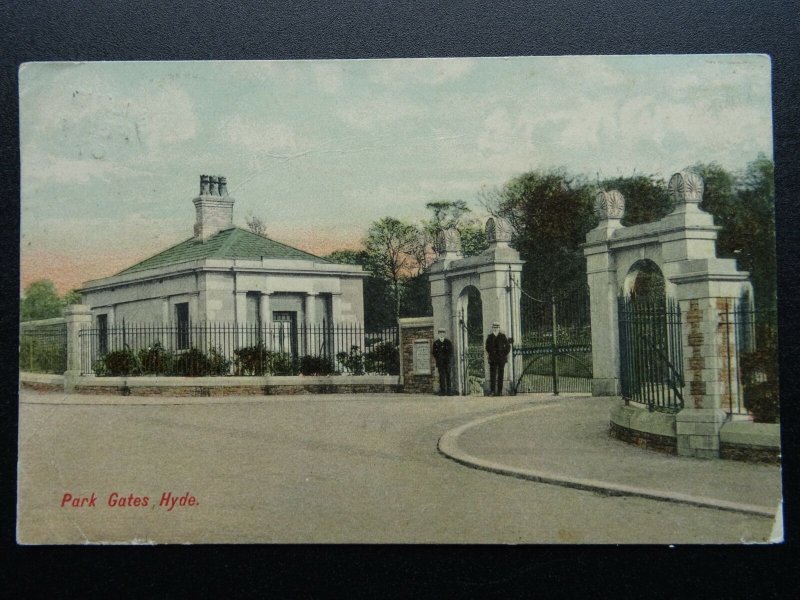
left=117, top=227, right=329, bottom=275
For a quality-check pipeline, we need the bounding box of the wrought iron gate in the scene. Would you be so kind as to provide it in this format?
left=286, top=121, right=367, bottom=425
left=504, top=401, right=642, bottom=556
left=618, top=295, right=684, bottom=411
left=514, top=288, right=593, bottom=394
left=459, top=310, right=486, bottom=394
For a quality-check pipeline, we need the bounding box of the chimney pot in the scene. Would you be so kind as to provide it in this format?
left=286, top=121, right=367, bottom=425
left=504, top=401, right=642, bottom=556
left=193, top=175, right=235, bottom=240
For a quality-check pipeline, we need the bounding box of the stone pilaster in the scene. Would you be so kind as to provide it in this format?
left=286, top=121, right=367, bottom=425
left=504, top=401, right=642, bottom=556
left=63, top=304, right=93, bottom=392
left=583, top=191, right=625, bottom=396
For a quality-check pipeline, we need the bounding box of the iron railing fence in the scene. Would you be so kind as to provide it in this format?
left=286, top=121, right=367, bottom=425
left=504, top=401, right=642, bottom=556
left=618, top=295, right=684, bottom=412
left=19, top=320, right=68, bottom=374
left=80, top=321, right=399, bottom=377
left=720, top=296, right=778, bottom=421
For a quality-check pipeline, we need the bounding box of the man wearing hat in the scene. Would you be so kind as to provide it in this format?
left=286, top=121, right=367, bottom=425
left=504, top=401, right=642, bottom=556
left=431, top=328, right=453, bottom=396
left=485, top=321, right=511, bottom=396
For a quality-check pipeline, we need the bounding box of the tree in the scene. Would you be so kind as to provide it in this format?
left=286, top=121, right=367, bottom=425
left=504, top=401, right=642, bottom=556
left=422, top=200, right=488, bottom=262
left=21, top=280, right=64, bottom=321
left=63, top=289, right=82, bottom=306
left=245, top=214, right=267, bottom=236
left=325, top=248, right=397, bottom=329
left=483, top=169, right=596, bottom=299
left=326, top=248, right=368, bottom=265
left=599, top=174, right=674, bottom=227
left=363, top=217, right=422, bottom=320
left=692, top=156, right=776, bottom=310
left=457, top=222, right=488, bottom=257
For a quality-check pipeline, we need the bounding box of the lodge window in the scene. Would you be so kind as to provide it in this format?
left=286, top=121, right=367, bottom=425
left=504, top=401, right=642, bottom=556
left=273, top=311, right=298, bottom=358
left=97, top=314, right=108, bottom=355
left=175, top=302, right=189, bottom=350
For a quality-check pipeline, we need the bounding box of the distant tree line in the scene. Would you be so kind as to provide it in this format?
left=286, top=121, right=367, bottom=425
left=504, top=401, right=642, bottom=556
left=326, top=201, right=489, bottom=329
left=23, top=156, right=775, bottom=327
left=333, top=154, right=776, bottom=328
left=480, top=154, right=776, bottom=310
left=20, top=280, right=81, bottom=321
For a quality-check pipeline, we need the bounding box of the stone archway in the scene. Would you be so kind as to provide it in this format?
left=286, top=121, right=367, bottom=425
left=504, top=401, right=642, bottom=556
left=624, top=259, right=667, bottom=301
left=585, top=172, right=754, bottom=458
left=429, top=218, right=523, bottom=395
left=456, top=285, right=485, bottom=394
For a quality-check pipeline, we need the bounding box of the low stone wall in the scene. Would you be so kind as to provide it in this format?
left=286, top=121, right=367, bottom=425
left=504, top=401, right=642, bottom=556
left=21, top=373, right=400, bottom=397
left=609, top=420, right=677, bottom=455
left=609, top=401, right=780, bottom=463
left=719, top=421, right=781, bottom=465
left=19, top=373, right=65, bottom=393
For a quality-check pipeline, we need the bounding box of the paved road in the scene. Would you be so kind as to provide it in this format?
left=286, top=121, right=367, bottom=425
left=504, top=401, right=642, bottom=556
left=18, top=390, right=775, bottom=543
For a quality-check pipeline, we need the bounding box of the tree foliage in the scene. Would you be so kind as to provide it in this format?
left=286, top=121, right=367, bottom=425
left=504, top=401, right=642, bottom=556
left=422, top=200, right=487, bottom=261
left=327, top=155, right=776, bottom=326
left=694, top=155, right=776, bottom=309
left=20, top=280, right=76, bottom=321
left=599, top=174, right=674, bottom=226
left=364, top=217, right=422, bottom=319
left=484, top=169, right=596, bottom=299
left=324, top=248, right=397, bottom=330
left=245, top=214, right=267, bottom=236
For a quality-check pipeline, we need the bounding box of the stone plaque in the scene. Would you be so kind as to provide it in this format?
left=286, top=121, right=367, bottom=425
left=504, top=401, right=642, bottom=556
left=412, top=340, right=431, bottom=374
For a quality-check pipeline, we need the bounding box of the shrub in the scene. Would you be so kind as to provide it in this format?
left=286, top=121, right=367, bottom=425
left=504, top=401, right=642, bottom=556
left=137, top=342, right=174, bottom=375
left=271, top=352, right=298, bottom=375
left=234, top=343, right=270, bottom=375
left=172, top=348, right=213, bottom=376
left=207, top=346, right=232, bottom=376
left=337, top=345, right=365, bottom=375
left=299, top=355, right=334, bottom=376
left=20, top=337, right=67, bottom=374
left=99, top=348, right=140, bottom=376
left=741, top=340, right=780, bottom=423
left=364, top=341, right=400, bottom=375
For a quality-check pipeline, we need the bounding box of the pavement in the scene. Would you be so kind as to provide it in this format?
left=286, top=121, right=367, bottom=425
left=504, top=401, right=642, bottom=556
left=438, top=394, right=783, bottom=521
left=18, top=388, right=783, bottom=543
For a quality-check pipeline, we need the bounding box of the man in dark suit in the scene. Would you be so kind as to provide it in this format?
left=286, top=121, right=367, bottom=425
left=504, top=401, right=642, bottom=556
left=485, top=321, right=511, bottom=396
left=431, top=328, right=453, bottom=396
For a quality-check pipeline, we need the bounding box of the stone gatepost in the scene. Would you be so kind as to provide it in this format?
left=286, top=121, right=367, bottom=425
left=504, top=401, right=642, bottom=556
left=429, top=220, right=523, bottom=396
left=584, top=190, right=625, bottom=396
left=398, top=317, right=435, bottom=394
left=63, top=304, right=93, bottom=393
left=661, top=171, right=752, bottom=458
left=585, top=170, right=753, bottom=459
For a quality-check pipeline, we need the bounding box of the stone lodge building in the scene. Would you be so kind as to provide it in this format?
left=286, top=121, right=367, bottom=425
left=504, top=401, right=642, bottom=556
left=78, top=175, right=367, bottom=335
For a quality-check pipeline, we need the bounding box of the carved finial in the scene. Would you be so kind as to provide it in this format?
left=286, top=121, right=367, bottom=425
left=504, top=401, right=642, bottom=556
left=594, top=190, right=626, bottom=220
left=434, top=227, right=461, bottom=257
left=209, top=175, right=218, bottom=196
left=485, top=217, right=511, bottom=244
left=668, top=170, right=704, bottom=205
left=218, top=176, right=228, bottom=197
left=200, top=174, right=210, bottom=195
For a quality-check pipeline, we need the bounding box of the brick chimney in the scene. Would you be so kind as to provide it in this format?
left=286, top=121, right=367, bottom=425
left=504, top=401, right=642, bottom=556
left=193, top=175, right=234, bottom=240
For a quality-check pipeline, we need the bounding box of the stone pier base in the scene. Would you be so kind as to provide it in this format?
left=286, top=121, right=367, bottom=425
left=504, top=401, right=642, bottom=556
left=676, top=408, right=728, bottom=459
left=591, top=377, right=619, bottom=397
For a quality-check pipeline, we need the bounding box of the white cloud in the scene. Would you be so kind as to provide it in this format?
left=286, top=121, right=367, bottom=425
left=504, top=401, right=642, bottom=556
left=336, top=96, right=426, bottom=131
left=21, top=151, right=148, bottom=186
left=369, top=57, right=477, bottom=87
left=314, top=63, right=345, bottom=93
left=136, top=84, right=198, bottom=144
left=222, top=115, right=314, bottom=156
left=21, top=71, right=198, bottom=160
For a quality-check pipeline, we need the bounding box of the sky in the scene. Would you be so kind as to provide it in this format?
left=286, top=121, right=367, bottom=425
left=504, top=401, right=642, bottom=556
left=19, top=55, right=773, bottom=294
